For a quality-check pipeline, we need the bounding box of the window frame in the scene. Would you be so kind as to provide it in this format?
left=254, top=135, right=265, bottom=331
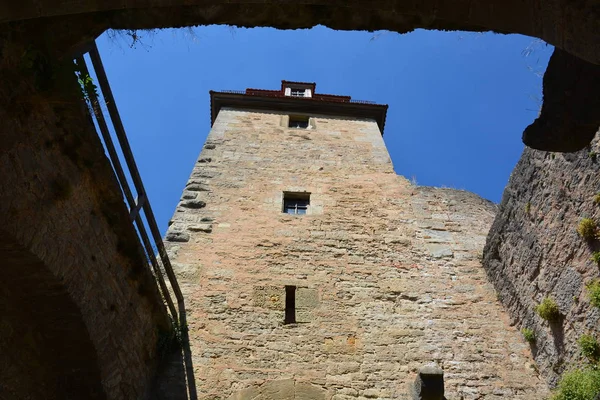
left=290, top=88, right=306, bottom=97
left=282, top=192, right=311, bottom=215
left=288, top=115, right=310, bottom=129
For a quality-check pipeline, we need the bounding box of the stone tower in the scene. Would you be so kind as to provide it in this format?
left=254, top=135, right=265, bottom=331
left=162, top=81, right=548, bottom=399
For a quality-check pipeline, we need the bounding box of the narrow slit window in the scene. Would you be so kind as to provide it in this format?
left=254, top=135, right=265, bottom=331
left=283, top=192, right=310, bottom=215
left=284, top=285, right=296, bottom=324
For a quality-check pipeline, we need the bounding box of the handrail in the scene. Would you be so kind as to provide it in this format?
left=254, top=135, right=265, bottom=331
left=77, top=42, right=183, bottom=324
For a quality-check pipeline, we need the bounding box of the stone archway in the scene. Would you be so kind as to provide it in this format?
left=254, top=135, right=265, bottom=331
left=0, top=229, right=105, bottom=400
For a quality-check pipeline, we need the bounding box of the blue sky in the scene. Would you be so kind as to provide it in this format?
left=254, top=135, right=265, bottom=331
left=95, top=26, right=552, bottom=233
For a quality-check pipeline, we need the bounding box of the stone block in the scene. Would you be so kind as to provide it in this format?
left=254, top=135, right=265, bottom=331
left=295, top=382, right=328, bottom=400
left=188, top=224, right=213, bottom=233
left=296, top=287, right=319, bottom=309
left=259, top=378, right=295, bottom=400
left=424, top=244, right=453, bottom=258
left=165, top=230, right=189, bottom=242
left=253, top=286, right=285, bottom=310
left=181, top=191, right=198, bottom=200
left=186, top=183, right=210, bottom=192
left=180, top=199, right=206, bottom=209
left=421, top=229, right=452, bottom=243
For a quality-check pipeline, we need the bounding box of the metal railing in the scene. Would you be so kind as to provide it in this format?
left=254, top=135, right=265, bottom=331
left=76, top=42, right=183, bottom=323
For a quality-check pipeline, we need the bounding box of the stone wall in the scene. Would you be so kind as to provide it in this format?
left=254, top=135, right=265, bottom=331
left=0, top=33, right=170, bottom=399
left=484, top=131, right=600, bottom=386
left=161, top=107, right=548, bottom=399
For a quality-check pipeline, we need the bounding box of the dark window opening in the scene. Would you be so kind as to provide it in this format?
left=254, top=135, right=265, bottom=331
left=284, top=285, right=296, bottom=324
left=283, top=192, right=310, bottom=215
left=288, top=116, right=309, bottom=129
left=290, top=88, right=306, bottom=97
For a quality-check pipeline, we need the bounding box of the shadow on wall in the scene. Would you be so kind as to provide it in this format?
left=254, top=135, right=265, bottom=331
left=0, top=229, right=105, bottom=400
left=152, top=303, right=197, bottom=400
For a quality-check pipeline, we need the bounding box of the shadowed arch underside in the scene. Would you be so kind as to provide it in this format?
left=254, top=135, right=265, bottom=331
left=0, top=229, right=106, bottom=400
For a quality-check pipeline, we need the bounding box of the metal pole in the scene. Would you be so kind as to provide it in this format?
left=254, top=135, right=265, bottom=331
left=77, top=56, right=178, bottom=320
left=83, top=48, right=183, bottom=308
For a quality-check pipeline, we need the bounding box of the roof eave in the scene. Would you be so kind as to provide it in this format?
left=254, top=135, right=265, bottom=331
left=210, top=92, right=389, bottom=135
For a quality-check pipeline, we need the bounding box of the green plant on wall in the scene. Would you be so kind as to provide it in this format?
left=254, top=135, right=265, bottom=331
left=72, top=58, right=98, bottom=106
left=525, top=202, right=531, bottom=214
left=594, top=193, right=600, bottom=205
left=577, top=218, right=597, bottom=239
left=578, top=334, right=600, bottom=361
left=552, top=367, right=600, bottom=400
left=586, top=280, right=600, bottom=309
left=521, top=328, right=536, bottom=343
left=535, top=297, right=560, bottom=321
left=591, top=252, right=600, bottom=264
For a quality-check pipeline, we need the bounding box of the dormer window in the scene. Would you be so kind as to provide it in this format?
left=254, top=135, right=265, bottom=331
left=284, top=85, right=312, bottom=98
left=290, top=88, right=306, bottom=97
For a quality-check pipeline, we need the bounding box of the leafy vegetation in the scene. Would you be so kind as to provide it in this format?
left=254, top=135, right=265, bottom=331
left=587, top=280, right=600, bottom=309
left=525, top=202, right=531, bottom=214
left=73, top=58, right=98, bottom=106
left=591, top=252, right=600, bottom=264
left=552, top=367, right=600, bottom=400
left=536, top=297, right=560, bottom=321
left=577, top=218, right=597, bottom=239
left=156, top=315, right=187, bottom=361
left=521, top=328, right=536, bottom=343
left=578, top=334, right=600, bottom=360
left=594, top=193, right=600, bottom=205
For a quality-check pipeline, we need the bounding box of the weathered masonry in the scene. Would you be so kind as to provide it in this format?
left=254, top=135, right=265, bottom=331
left=160, top=81, right=549, bottom=399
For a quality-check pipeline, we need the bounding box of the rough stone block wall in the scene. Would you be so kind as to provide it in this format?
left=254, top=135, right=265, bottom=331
left=0, top=33, right=170, bottom=399
left=484, top=131, right=600, bottom=386
left=162, top=108, right=548, bottom=399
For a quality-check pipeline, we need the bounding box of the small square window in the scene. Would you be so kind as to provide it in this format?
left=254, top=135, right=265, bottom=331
left=289, top=116, right=309, bottom=129
left=290, top=88, right=306, bottom=97
left=283, top=192, right=310, bottom=215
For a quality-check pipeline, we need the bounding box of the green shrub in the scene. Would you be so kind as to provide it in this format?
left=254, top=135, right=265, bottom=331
left=521, top=328, right=536, bottom=343
left=577, top=218, right=597, bottom=239
left=552, top=367, right=600, bottom=400
left=536, top=297, right=560, bottom=321
left=587, top=280, right=600, bottom=309
left=578, top=334, right=600, bottom=360
left=591, top=252, right=600, bottom=264
left=525, top=202, right=531, bottom=214
left=594, top=193, right=600, bottom=205
left=590, top=152, right=597, bottom=161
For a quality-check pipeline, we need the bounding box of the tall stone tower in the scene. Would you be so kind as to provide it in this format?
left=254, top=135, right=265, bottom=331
left=162, top=82, right=547, bottom=399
